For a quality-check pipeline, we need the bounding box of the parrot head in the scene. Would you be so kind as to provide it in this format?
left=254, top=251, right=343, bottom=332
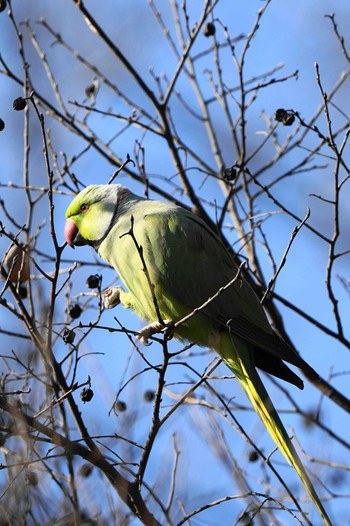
left=64, top=184, right=130, bottom=248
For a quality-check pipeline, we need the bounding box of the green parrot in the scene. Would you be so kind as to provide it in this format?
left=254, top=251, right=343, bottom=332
left=65, top=184, right=331, bottom=525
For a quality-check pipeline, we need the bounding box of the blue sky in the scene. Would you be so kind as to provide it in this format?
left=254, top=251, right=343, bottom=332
left=1, top=1, right=350, bottom=524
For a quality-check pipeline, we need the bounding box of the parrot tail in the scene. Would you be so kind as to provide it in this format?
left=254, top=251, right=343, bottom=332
left=219, top=334, right=332, bottom=526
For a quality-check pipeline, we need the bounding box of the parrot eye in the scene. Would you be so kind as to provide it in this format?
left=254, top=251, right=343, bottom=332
left=80, top=203, right=89, bottom=213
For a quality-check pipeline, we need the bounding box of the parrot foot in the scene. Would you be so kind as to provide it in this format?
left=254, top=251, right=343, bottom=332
left=136, top=320, right=172, bottom=345
left=103, top=286, right=126, bottom=309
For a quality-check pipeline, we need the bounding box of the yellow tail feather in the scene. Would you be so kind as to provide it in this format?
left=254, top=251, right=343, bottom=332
left=220, top=334, right=332, bottom=526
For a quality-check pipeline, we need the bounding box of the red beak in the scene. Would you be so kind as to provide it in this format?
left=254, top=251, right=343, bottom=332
left=64, top=218, right=78, bottom=248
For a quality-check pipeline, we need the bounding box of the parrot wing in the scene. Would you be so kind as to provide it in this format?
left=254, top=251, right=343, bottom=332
left=142, top=207, right=318, bottom=383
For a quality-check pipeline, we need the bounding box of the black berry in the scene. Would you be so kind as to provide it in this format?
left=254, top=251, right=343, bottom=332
left=143, top=390, right=155, bottom=402
left=80, top=387, right=94, bottom=403
left=63, top=328, right=76, bottom=344
left=223, top=166, right=237, bottom=182
left=275, top=108, right=295, bottom=126
left=248, top=450, right=259, bottom=462
left=69, top=303, right=82, bottom=319
left=203, top=22, right=216, bottom=37
left=86, top=274, right=101, bottom=289
left=13, top=97, right=27, bottom=111
left=19, top=285, right=27, bottom=299
left=115, top=400, right=127, bottom=412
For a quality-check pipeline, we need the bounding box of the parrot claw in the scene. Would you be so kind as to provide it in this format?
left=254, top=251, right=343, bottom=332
left=103, top=286, right=126, bottom=309
left=136, top=320, right=172, bottom=345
